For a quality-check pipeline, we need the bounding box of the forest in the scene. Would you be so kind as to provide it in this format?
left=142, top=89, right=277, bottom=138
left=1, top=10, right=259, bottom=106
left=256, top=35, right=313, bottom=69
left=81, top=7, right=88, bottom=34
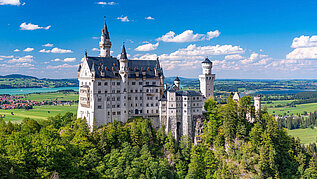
left=1, top=96, right=317, bottom=178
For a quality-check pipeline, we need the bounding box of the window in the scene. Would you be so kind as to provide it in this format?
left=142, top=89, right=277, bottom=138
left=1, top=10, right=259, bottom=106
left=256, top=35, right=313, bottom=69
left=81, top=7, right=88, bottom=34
left=155, top=89, right=158, bottom=93
left=135, top=97, right=138, bottom=100
left=105, top=90, right=107, bottom=93
left=128, top=97, right=131, bottom=100
left=112, top=97, right=115, bottom=101
left=117, top=111, right=121, bottom=115
left=117, top=97, right=120, bottom=101
left=146, top=103, right=149, bottom=107
left=151, top=103, right=154, bottom=107
left=98, top=91, right=101, bottom=94
left=152, top=82, right=156, bottom=85
left=117, top=82, right=120, bottom=85
left=97, top=105, right=102, bottom=109
left=139, top=82, right=142, bottom=85
left=146, top=82, right=149, bottom=85
left=98, top=82, right=101, bottom=86
left=98, top=98, right=101, bottom=102
left=135, top=89, right=138, bottom=93
left=156, top=110, right=158, bottom=113
left=104, top=82, right=108, bottom=85
left=132, top=82, right=136, bottom=85
left=108, top=112, right=110, bottom=115
left=113, top=112, right=116, bottom=115
left=112, top=105, right=115, bottom=108
left=117, top=104, right=120, bottom=108
left=112, top=90, right=115, bottom=93
left=112, top=82, right=115, bottom=85
left=117, top=90, right=120, bottom=93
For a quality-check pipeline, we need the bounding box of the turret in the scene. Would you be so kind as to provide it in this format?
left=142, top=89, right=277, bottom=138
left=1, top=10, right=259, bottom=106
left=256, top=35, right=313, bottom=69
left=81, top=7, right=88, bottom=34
left=199, top=57, right=215, bottom=100
left=99, top=18, right=112, bottom=57
left=254, top=95, right=261, bottom=114
left=202, top=57, right=212, bottom=75
left=174, top=77, right=180, bottom=90
left=119, top=41, right=129, bottom=81
left=119, top=42, right=129, bottom=123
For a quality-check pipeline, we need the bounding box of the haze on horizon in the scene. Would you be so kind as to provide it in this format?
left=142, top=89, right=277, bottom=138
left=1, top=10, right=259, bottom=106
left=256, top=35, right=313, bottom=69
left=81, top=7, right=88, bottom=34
left=0, top=0, right=316, bottom=79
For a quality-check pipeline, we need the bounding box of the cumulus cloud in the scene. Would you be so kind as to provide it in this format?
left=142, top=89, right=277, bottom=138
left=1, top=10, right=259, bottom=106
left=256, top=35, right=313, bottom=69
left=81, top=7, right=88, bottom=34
left=20, top=22, right=51, bottom=30
left=135, top=42, right=159, bottom=51
left=286, top=47, right=317, bottom=60
left=117, top=16, right=130, bottom=22
left=13, top=49, right=20, bottom=52
left=157, top=30, right=220, bottom=43
left=8, top=55, right=33, bottom=63
left=43, top=43, right=53, bottom=47
left=286, top=35, right=317, bottom=60
left=225, top=54, right=243, bottom=60
left=39, top=47, right=73, bottom=53
left=0, top=0, right=20, bottom=5
left=46, top=64, right=78, bottom=69
left=159, top=44, right=244, bottom=61
left=92, top=48, right=100, bottom=51
left=23, top=47, right=34, bottom=52
left=0, top=55, right=14, bottom=58
left=97, top=1, right=117, bottom=5
left=51, top=58, right=61, bottom=62
left=291, top=35, right=317, bottom=48
left=133, top=53, right=158, bottom=60
left=145, top=16, right=154, bottom=20
left=64, top=58, right=76, bottom=62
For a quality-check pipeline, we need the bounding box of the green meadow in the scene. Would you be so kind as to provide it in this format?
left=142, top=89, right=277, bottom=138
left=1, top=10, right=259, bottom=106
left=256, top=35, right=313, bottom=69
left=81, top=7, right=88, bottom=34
left=0, top=104, right=78, bottom=123
left=288, top=128, right=317, bottom=144
left=18, top=91, right=78, bottom=102
left=264, top=101, right=317, bottom=116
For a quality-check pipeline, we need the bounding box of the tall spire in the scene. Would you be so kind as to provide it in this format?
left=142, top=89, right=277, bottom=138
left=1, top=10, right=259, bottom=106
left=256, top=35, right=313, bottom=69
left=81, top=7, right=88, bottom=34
left=102, top=17, right=110, bottom=39
left=120, top=41, right=128, bottom=59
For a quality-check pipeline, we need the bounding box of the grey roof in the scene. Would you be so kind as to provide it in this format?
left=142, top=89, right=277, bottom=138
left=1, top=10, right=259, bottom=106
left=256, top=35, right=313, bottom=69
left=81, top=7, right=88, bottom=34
left=120, top=43, right=128, bottom=59
left=85, top=56, right=163, bottom=78
left=202, top=58, right=212, bottom=63
left=176, top=90, right=201, bottom=96
left=102, top=19, right=110, bottom=39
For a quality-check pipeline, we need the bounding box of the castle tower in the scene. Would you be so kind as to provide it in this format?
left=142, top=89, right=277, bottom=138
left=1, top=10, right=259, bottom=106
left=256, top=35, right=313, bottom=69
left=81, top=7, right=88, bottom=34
left=99, top=19, right=112, bottom=57
left=199, top=58, right=215, bottom=99
left=174, top=77, right=180, bottom=90
left=119, top=42, right=129, bottom=122
left=254, top=95, right=261, bottom=114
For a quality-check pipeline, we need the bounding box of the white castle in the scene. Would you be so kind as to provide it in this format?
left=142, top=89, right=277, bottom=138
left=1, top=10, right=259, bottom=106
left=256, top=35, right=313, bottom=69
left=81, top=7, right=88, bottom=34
left=77, top=20, right=215, bottom=141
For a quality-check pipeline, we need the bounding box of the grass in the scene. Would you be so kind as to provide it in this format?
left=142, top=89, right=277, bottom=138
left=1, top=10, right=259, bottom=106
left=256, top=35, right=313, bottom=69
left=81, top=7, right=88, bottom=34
left=266, top=102, right=317, bottom=116
left=0, top=104, right=78, bottom=123
left=18, top=91, right=78, bottom=102
left=288, top=128, right=317, bottom=144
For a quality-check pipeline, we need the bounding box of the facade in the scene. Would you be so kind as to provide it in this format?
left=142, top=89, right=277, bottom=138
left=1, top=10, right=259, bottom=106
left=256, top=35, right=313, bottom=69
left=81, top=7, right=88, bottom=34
left=77, top=19, right=216, bottom=141
left=77, top=20, right=164, bottom=129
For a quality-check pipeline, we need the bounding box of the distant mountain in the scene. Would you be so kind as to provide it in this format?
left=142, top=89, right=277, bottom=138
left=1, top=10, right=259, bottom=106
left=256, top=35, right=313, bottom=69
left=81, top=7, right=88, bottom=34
left=0, top=74, right=38, bottom=79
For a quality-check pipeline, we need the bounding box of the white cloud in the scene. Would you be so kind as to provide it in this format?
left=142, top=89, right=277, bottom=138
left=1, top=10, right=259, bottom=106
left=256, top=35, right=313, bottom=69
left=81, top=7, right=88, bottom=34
left=0, top=55, right=14, bottom=58
left=46, top=64, right=78, bottom=69
left=0, top=0, right=20, bottom=5
left=133, top=53, right=158, bottom=60
left=92, top=37, right=99, bottom=39
left=23, top=47, right=34, bottom=52
left=51, top=58, right=61, bottom=62
left=39, top=47, right=73, bottom=53
left=43, top=43, right=53, bottom=47
left=64, top=58, right=76, bottom=62
left=92, top=48, right=100, bottom=51
left=8, top=55, right=33, bottom=63
left=156, top=29, right=220, bottom=43
left=13, top=49, right=20, bottom=52
left=206, top=30, right=220, bottom=40
left=117, top=16, right=130, bottom=22
left=97, top=1, right=117, bottom=5
left=135, top=42, right=159, bottom=51
left=39, top=49, right=50, bottom=53
left=159, top=44, right=244, bottom=61
left=20, top=22, right=51, bottom=30
left=291, top=35, right=317, bottom=48
left=116, top=54, right=131, bottom=59
left=286, top=35, right=317, bottom=60
left=145, top=16, right=154, bottom=20
left=225, top=54, right=243, bottom=60
left=286, top=47, right=317, bottom=60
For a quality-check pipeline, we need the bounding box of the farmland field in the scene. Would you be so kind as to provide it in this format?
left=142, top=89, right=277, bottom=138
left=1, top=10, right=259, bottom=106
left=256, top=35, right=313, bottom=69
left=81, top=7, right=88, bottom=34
left=18, top=91, right=79, bottom=102
left=0, top=104, right=78, bottom=122
left=266, top=102, right=317, bottom=116
left=288, top=128, right=317, bottom=144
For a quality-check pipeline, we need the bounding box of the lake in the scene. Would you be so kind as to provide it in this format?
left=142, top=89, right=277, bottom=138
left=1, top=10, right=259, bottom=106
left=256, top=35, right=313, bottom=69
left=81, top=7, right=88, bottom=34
left=0, top=87, right=79, bottom=95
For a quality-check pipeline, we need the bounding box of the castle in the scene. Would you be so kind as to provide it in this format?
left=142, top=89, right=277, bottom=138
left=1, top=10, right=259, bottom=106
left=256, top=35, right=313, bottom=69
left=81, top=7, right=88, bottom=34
left=77, top=20, right=215, bottom=141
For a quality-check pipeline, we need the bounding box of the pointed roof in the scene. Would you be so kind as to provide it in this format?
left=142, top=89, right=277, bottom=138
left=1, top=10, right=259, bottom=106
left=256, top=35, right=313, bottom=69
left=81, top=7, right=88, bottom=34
left=202, top=57, right=212, bottom=63
left=120, top=42, right=128, bottom=59
left=102, top=18, right=110, bottom=39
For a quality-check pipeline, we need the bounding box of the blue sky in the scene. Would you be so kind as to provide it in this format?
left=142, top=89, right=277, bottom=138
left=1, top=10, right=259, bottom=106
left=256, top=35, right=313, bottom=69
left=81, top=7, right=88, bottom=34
left=0, top=0, right=317, bottom=79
